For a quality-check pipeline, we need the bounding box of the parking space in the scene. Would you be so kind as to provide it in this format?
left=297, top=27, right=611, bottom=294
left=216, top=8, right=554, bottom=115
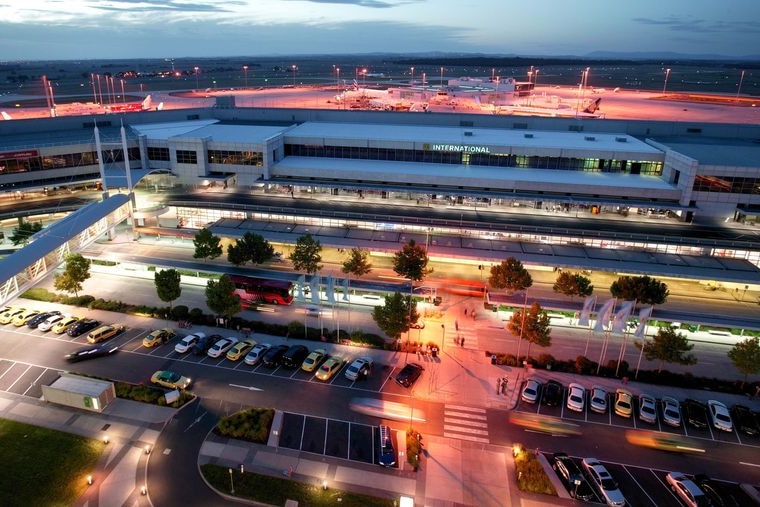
left=279, top=412, right=376, bottom=465
left=0, top=359, right=62, bottom=399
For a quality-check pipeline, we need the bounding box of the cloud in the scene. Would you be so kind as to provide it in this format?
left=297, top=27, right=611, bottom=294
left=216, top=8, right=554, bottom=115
left=282, top=0, right=419, bottom=7
left=633, top=16, right=760, bottom=34
left=88, top=0, right=241, bottom=13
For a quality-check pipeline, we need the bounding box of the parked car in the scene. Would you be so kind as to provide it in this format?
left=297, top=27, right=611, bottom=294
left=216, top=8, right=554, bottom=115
left=707, top=400, right=733, bottom=432
left=551, top=453, right=594, bottom=501
left=27, top=310, right=61, bottom=329
left=638, top=393, right=658, bottom=424
left=661, top=396, right=682, bottom=428
left=581, top=457, right=626, bottom=506
left=683, top=399, right=709, bottom=430
left=730, top=404, right=759, bottom=437
left=64, top=344, right=119, bottom=362
left=345, top=357, right=373, bottom=381
left=262, top=344, right=290, bottom=368
left=67, top=318, right=100, bottom=337
left=244, top=343, right=271, bottom=366
left=142, top=328, right=176, bottom=348
left=12, top=308, right=41, bottom=326
left=207, top=337, right=238, bottom=358
left=301, top=348, right=328, bottom=372
left=151, top=370, right=192, bottom=390
left=589, top=386, right=608, bottom=414
left=227, top=339, right=256, bottom=361
left=666, top=472, right=710, bottom=507
left=0, top=306, right=26, bottom=325
left=193, top=334, right=219, bottom=356
left=542, top=380, right=563, bottom=407
left=86, top=324, right=125, bottom=343
left=521, top=379, right=541, bottom=404
left=37, top=313, right=65, bottom=332
left=614, top=389, right=633, bottom=418
left=377, top=425, right=396, bottom=467
left=694, top=473, right=742, bottom=507
left=566, top=383, right=585, bottom=413
left=174, top=332, right=205, bottom=354
left=395, top=363, right=424, bottom=388
left=282, top=345, right=309, bottom=368
left=51, top=316, right=80, bottom=334
left=315, top=356, right=345, bottom=381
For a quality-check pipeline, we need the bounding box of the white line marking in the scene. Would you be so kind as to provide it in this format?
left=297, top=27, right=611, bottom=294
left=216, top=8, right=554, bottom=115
left=446, top=405, right=486, bottom=413
left=443, top=425, right=489, bottom=436
left=443, top=432, right=489, bottom=443
left=444, top=418, right=488, bottom=428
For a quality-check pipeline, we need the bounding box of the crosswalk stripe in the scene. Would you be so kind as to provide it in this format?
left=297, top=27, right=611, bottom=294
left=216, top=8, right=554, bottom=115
left=444, top=432, right=490, bottom=443
left=445, top=411, right=486, bottom=420
left=444, top=417, right=488, bottom=428
left=444, top=424, right=490, bottom=436
left=446, top=405, right=486, bottom=413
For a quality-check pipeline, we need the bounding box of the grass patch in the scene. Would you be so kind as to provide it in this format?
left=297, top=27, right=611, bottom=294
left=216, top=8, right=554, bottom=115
left=200, top=464, right=395, bottom=507
left=214, top=407, right=275, bottom=443
left=513, top=444, right=557, bottom=496
left=0, top=419, right=104, bottom=507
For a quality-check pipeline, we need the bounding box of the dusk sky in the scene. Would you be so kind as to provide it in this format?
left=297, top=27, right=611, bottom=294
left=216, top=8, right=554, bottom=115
left=1, top=0, right=759, bottom=60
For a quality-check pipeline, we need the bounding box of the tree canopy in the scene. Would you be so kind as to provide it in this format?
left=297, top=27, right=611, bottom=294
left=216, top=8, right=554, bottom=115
left=489, top=257, right=532, bottom=294
left=53, top=253, right=91, bottom=297
left=205, top=274, right=242, bottom=321
left=289, top=233, right=323, bottom=274
left=193, top=228, right=223, bottom=262
left=728, top=337, right=760, bottom=385
left=154, top=268, right=182, bottom=311
left=372, top=292, right=419, bottom=340
left=635, top=326, right=696, bottom=372
left=226, top=232, right=274, bottom=266
left=552, top=271, right=593, bottom=298
left=507, top=301, right=551, bottom=355
left=341, top=247, right=373, bottom=278
left=610, top=275, right=669, bottom=305
left=392, top=239, right=430, bottom=282
left=10, top=221, right=43, bottom=246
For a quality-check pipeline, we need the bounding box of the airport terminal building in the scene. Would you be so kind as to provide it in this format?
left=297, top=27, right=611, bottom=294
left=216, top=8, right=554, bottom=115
left=1, top=105, right=759, bottom=225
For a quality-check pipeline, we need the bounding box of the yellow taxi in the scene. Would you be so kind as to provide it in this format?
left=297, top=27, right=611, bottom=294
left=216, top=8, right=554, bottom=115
left=12, top=309, right=41, bottom=326
left=52, top=316, right=80, bottom=334
left=0, top=307, right=26, bottom=325
left=226, top=339, right=256, bottom=361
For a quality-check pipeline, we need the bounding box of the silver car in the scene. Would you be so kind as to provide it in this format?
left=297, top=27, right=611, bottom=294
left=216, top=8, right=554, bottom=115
left=566, top=383, right=586, bottom=413
left=661, top=396, right=681, bottom=427
left=707, top=400, right=733, bottom=432
left=589, top=386, right=608, bottom=414
left=638, top=394, right=657, bottom=424
left=521, top=379, right=541, bottom=404
left=244, top=343, right=271, bottom=366
left=582, top=458, right=626, bottom=507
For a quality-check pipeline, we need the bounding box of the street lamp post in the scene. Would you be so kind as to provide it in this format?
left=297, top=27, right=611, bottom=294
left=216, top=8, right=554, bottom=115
left=737, top=70, right=745, bottom=100
left=228, top=467, right=234, bottom=495
left=663, top=68, right=671, bottom=94
left=361, top=68, right=367, bottom=87
left=243, top=65, right=248, bottom=88
left=440, top=66, right=444, bottom=88
left=440, top=324, right=445, bottom=350
left=292, top=65, right=297, bottom=87
left=194, top=66, right=199, bottom=90
left=534, top=69, right=540, bottom=90
left=410, top=67, right=415, bottom=86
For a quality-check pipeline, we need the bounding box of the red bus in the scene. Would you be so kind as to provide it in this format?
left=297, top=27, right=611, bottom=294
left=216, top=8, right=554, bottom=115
left=228, top=275, right=294, bottom=305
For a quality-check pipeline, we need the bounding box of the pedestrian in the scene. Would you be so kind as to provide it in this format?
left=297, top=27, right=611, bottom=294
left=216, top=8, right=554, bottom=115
left=455, top=319, right=459, bottom=331
left=460, top=337, right=465, bottom=347
left=464, top=308, right=468, bottom=316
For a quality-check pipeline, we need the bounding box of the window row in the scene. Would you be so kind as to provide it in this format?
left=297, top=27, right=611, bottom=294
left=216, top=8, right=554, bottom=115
left=176, top=150, right=198, bottom=164
left=0, top=148, right=140, bottom=174
left=208, top=149, right=263, bottom=166
left=284, top=144, right=662, bottom=175
left=693, top=175, right=760, bottom=194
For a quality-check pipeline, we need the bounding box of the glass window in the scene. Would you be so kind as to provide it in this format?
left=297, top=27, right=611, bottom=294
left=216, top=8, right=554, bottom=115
left=176, top=150, right=198, bottom=164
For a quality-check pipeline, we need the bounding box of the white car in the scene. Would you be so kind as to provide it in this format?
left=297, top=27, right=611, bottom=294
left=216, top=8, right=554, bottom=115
left=207, top=337, right=238, bottom=358
left=661, top=396, right=682, bottom=427
left=37, top=313, right=65, bottom=332
left=244, top=343, right=271, bottom=366
left=345, top=357, right=373, bottom=381
left=707, top=400, right=733, bottom=432
left=174, top=332, right=206, bottom=354
left=589, top=386, right=608, bottom=414
left=582, top=458, right=626, bottom=507
left=666, top=472, right=709, bottom=507
left=566, top=383, right=586, bottom=413
left=638, top=394, right=658, bottom=424
left=521, top=379, right=542, bottom=404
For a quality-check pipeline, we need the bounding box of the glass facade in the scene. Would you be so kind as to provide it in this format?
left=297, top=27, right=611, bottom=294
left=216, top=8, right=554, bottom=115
left=693, top=175, right=760, bottom=194
left=147, top=147, right=170, bottom=161
left=207, top=149, right=263, bottom=166
left=176, top=150, right=198, bottom=164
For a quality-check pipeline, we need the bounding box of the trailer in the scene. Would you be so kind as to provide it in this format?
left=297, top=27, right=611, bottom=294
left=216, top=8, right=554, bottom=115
left=41, top=372, right=116, bottom=413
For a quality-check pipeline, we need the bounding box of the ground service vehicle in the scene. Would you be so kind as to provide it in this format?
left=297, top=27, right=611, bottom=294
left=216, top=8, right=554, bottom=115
left=228, top=274, right=294, bottom=305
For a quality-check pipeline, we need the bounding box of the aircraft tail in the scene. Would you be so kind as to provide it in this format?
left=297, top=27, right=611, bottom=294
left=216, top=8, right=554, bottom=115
left=584, top=97, right=602, bottom=114
left=141, top=95, right=152, bottom=110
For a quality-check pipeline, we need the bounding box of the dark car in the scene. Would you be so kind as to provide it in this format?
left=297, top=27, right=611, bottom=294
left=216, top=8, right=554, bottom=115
left=193, top=334, right=220, bottom=356
left=377, top=425, right=396, bottom=467
left=64, top=344, right=119, bottom=362
left=730, top=404, right=759, bottom=437
left=262, top=344, right=290, bottom=368
left=551, top=453, right=595, bottom=501
left=281, top=345, right=309, bottom=368
left=27, top=310, right=61, bottom=329
left=542, top=380, right=563, bottom=407
left=694, top=474, right=741, bottom=507
left=395, top=362, right=424, bottom=388
left=66, top=318, right=100, bottom=337
left=683, top=399, right=709, bottom=429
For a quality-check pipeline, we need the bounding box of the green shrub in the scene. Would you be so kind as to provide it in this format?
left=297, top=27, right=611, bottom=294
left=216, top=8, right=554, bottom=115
left=21, top=287, right=60, bottom=302
left=214, top=408, right=275, bottom=444
left=513, top=445, right=556, bottom=496
left=171, top=305, right=189, bottom=319
left=406, top=429, right=423, bottom=470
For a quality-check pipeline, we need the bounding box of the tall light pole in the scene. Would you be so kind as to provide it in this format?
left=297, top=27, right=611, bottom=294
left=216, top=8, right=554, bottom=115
left=361, top=68, right=367, bottom=87
left=410, top=66, right=415, bottom=86
left=243, top=65, right=248, bottom=88
left=336, top=67, right=340, bottom=93
left=527, top=70, right=532, bottom=84
left=440, top=66, right=444, bottom=88
left=194, top=66, right=199, bottom=90
left=663, top=68, right=671, bottom=94
left=736, top=70, right=745, bottom=100
left=534, top=69, right=540, bottom=91
left=292, top=65, right=297, bottom=87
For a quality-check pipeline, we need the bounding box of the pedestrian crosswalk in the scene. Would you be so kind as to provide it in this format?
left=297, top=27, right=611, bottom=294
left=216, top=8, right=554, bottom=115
left=449, top=329, right=478, bottom=350
left=443, top=404, right=489, bottom=443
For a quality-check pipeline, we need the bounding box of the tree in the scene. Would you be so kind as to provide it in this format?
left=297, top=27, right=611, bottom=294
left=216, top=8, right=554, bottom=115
left=154, top=268, right=182, bottom=313
left=227, top=232, right=274, bottom=266
left=193, top=228, right=222, bottom=262
left=53, top=253, right=91, bottom=297
left=728, top=337, right=760, bottom=386
left=289, top=233, right=322, bottom=274
left=507, top=301, right=551, bottom=356
left=342, top=247, right=372, bottom=278
left=392, top=239, right=430, bottom=282
left=610, top=275, right=669, bottom=305
left=635, top=326, right=697, bottom=373
left=372, top=292, right=419, bottom=341
left=10, top=221, right=43, bottom=245
left=489, top=257, right=532, bottom=294
left=205, top=274, right=242, bottom=323
left=552, top=271, right=593, bottom=298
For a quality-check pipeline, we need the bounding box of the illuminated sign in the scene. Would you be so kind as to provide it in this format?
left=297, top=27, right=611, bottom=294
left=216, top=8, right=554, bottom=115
left=0, top=150, right=38, bottom=161
left=424, top=144, right=490, bottom=154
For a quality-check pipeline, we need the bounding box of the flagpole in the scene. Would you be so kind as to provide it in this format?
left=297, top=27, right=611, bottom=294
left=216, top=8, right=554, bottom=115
left=583, top=296, right=597, bottom=357
left=597, top=299, right=617, bottom=375
left=615, top=299, right=635, bottom=377
left=635, top=307, right=652, bottom=379
left=515, top=290, right=528, bottom=364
